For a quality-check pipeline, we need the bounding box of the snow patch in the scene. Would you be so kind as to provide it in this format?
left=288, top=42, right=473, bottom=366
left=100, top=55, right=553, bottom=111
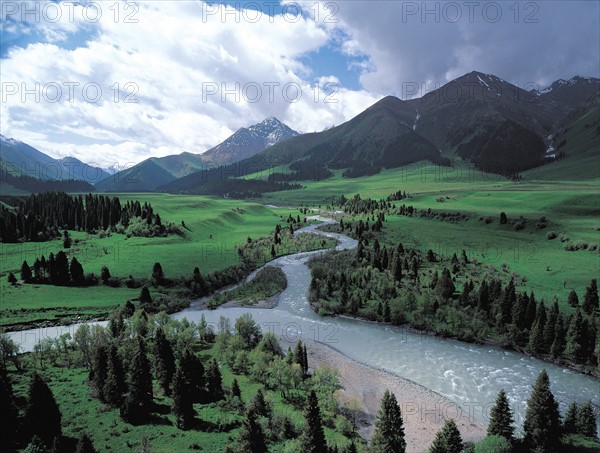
left=476, top=75, right=489, bottom=88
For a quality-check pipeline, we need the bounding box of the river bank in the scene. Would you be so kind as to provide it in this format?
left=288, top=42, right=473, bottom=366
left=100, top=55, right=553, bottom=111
left=299, top=338, right=487, bottom=451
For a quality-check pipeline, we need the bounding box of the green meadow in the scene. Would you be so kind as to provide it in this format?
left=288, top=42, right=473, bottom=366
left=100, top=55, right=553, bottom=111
left=1, top=156, right=599, bottom=326
left=0, top=195, right=307, bottom=327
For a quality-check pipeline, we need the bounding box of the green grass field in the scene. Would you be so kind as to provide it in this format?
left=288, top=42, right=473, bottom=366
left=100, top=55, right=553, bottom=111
left=0, top=195, right=308, bottom=327
left=1, top=155, right=599, bottom=326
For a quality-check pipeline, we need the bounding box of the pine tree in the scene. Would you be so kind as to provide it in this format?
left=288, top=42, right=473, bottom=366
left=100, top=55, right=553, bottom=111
left=582, top=279, right=599, bottom=315
left=63, top=230, right=71, bottom=249
left=563, top=401, right=578, bottom=434
left=568, top=289, right=579, bottom=308
left=577, top=401, right=598, bottom=439
left=70, top=257, right=85, bottom=286
left=393, top=253, right=402, bottom=283
left=371, top=389, right=406, bottom=452
left=231, top=378, right=241, bottom=400
left=92, top=344, right=109, bottom=401
left=0, top=368, right=18, bottom=451
left=24, top=372, right=62, bottom=445
left=549, top=314, right=566, bottom=359
left=499, top=280, right=516, bottom=327
left=21, top=260, right=33, bottom=282
left=103, top=345, right=126, bottom=406
left=565, top=309, right=585, bottom=363
left=523, top=369, right=561, bottom=452
left=172, top=358, right=194, bottom=429
left=435, top=268, right=455, bottom=300
left=429, top=418, right=463, bottom=453
left=7, top=271, right=17, bottom=285
left=101, top=266, right=111, bottom=284
left=153, top=329, right=175, bottom=396
left=206, top=358, right=224, bottom=401
left=487, top=389, right=514, bottom=441
left=121, top=338, right=153, bottom=423
left=251, top=388, right=272, bottom=419
left=303, top=344, right=308, bottom=374
left=151, top=262, right=164, bottom=286
left=527, top=302, right=547, bottom=355
left=237, top=406, right=267, bottom=453
left=301, top=390, right=327, bottom=453
left=543, top=301, right=559, bottom=348
left=75, top=432, right=97, bottom=453
left=139, top=287, right=153, bottom=311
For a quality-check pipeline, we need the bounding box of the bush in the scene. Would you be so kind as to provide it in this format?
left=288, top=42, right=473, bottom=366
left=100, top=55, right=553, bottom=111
left=514, top=221, right=525, bottom=231
left=474, top=435, right=512, bottom=453
left=546, top=231, right=558, bottom=240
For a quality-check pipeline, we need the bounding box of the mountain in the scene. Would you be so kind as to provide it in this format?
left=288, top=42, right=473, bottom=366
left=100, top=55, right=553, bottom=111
left=0, top=135, right=107, bottom=190
left=95, top=157, right=185, bottom=192
left=534, top=76, right=600, bottom=120
left=201, top=117, right=299, bottom=165
left=524, top=90, right=600, bottom=180
left=95, top=118, right=298, bottom=192
left=402, top=71, right=554, bottom=174
left=161, top=96, right=440, bottom=194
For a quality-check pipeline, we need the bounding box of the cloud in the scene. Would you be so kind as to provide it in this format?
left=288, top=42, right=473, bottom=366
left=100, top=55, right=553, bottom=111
left=2, top=1, right=597, bottom=168
left=319, top=0, right=600, bottom=95
left=1, top=1, right=378, bottom=167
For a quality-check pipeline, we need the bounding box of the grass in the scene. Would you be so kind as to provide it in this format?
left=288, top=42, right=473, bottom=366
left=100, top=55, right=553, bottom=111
left=0, top=194, right=309, bottom=327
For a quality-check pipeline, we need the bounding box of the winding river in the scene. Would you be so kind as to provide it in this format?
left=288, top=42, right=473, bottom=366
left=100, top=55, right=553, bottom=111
left=8, top=219, right=599, bottom=430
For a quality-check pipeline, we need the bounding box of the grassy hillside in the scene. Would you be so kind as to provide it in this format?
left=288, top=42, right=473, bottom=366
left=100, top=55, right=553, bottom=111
left=524, top=104, right=600, bottom=180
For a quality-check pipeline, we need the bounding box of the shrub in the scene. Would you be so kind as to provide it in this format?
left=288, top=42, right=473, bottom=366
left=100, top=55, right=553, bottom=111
left=546, top=231, right=558, bottom=240
left=514, top=221, right=525, bottom=231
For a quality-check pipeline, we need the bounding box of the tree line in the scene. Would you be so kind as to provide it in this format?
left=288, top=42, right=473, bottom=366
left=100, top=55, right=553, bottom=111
left=0, top=191, right=175, bottom=243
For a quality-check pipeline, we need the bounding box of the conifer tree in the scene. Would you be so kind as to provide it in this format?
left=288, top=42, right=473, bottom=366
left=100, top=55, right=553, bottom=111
left=251, top=388, right=272, bottom=419
left=75, top=432, right=97, bottom=453
left=568, top=289, right=579, bottom=308
left=206, top=358, right=224, bottom=401
left=487, top=389, right=514, bottom=441
left=0, top=369, right=18, bottom=451
left=92, top=344, right=109, bottom=401
left=121, top=338, right=153, bottom=423
left=21, top=260, right=33, bottom=282
left=24, top=372, right=62, bottom=445
left=237, top=406, right=267, bottom=453
left=523, top=369, right=561, bottom=452
left=371, top=389, right=406, bottom=452
left=577, top=401, right=598, bottom=439
left=429, top=419, right=463, bottom=453
left=103, top=345, right=126, bottom=407
left=301, top=390, right=327, bottom=453
left=231, top=378, right=241, bottom=400
left=172, top=359, right=194, bottom=429
left=565, top=309, right=585, bottom=363
left=582, top=279, right=599, bottom=315
left=563, top=401, right=579, bottom=434
left=153, top=328, right=175, bottom=396
left=549, top=314, right=566, bottom=359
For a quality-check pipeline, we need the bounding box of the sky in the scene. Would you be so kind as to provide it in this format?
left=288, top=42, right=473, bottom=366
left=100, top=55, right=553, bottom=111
left=1, top=0, right=599, bottom=168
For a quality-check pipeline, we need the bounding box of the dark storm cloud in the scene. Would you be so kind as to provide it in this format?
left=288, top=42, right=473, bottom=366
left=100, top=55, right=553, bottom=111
left=333, top=0, right=599, bottom=96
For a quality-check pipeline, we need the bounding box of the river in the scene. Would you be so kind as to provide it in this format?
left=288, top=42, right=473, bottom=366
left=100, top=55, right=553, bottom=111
left=8, top=218, right=599, bottom=430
